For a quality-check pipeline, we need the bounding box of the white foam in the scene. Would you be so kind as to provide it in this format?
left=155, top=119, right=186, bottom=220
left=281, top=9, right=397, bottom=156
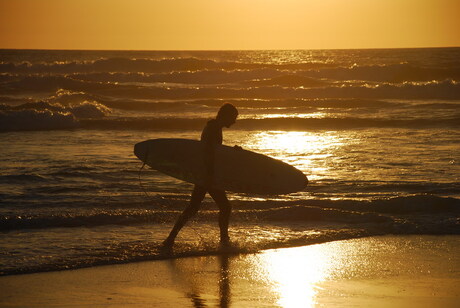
left=68, top=101, right=111, bottom=118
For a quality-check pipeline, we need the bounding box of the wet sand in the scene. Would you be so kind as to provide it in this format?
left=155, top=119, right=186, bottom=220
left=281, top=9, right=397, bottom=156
left=1, top=235, right=458, bottom=307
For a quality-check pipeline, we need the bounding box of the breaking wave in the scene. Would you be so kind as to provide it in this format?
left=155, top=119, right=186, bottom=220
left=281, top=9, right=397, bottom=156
left=77, top=116, right=460, bottom=131
left=2, top=59, right=459, bottom=84
left=0, top=109, right=77, bottom=131
left=0, top=57, right=334, bottom=74
left=1, top=113, right=458, bottom=133
left=69, top=69, right=284, bottom=85
left=4, top=76, right=459, bottom=100
left=102, top=98, right=396, bottom=110
left=1, top=195, right=458, bottom=232
left=0, top=101, right=111, bottom=132
left=299, top=63, right=460, bottom=82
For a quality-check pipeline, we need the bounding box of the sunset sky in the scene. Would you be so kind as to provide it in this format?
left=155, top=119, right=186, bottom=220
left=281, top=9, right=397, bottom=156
left=1, top=0, right=459, bottom=50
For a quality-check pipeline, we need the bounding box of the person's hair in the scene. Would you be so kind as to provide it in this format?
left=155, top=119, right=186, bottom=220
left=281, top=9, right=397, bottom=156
left=217, top=103, right=238, bottom=119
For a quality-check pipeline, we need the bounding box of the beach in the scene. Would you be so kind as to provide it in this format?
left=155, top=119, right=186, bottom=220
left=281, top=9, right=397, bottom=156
left=1, top=235, right=459, bottom=307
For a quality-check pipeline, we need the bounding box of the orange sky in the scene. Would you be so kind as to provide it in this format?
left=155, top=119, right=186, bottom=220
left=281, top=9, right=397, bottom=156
left=1, top=0, right=459, bottom=50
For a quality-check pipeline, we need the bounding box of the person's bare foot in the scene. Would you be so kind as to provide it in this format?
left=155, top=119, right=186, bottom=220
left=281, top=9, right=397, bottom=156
left=161, top=238, right=174, bottom=249
left=219, top=237, right=231, bottom=248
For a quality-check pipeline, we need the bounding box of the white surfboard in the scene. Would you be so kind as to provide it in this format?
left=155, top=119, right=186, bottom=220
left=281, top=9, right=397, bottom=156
left=134, top=138, right=308, bottom=195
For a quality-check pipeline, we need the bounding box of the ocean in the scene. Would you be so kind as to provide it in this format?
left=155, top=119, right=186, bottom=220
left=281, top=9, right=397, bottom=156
left=0, top=48, right=459, bottom=276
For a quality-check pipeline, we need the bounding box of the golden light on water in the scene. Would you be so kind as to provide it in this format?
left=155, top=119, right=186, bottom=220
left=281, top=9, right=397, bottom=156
left=249, top=131, right=340, bottom=155
left=243, top=112, right=328, bottom=120
left=244, top=131, right=343, bottom=180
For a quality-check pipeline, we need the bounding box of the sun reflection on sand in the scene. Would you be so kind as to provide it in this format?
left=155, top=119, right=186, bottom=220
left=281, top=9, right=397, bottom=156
left=252, top=245, right=333, bottom=308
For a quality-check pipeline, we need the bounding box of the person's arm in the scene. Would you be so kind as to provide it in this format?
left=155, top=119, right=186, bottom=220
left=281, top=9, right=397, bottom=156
left=203, top=141, right=215, bottom=187
left=201, top=122, right=218, bottom=187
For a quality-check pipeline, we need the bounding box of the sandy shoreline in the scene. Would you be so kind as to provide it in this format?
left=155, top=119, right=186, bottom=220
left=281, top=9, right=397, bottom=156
left=1, top=235, right=459, bottom=307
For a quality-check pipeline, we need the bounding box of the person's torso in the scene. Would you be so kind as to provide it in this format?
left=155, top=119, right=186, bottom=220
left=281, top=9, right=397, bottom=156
left=200, top=119, right=222, bottom=145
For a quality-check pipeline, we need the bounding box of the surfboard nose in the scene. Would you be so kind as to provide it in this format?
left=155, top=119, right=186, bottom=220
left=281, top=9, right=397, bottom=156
left=134, top=140, right=149, bottom=162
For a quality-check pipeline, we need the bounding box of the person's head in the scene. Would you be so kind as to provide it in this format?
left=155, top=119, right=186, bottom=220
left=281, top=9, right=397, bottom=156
left=216, top=103, right=238, bottom=128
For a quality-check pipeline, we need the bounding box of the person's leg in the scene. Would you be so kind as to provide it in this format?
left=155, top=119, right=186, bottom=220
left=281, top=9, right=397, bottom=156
left=209, top=189, right=232, bottom=245
left=163, top=185, right=206, bottom=247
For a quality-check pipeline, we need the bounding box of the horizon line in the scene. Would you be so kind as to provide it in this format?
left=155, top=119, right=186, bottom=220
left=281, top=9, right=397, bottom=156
left=1, top=46, right=459, bottom=52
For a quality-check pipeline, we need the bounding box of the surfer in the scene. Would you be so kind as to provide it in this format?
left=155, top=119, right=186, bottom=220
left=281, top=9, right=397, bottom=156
left=163, top=103, right=239, bottom=248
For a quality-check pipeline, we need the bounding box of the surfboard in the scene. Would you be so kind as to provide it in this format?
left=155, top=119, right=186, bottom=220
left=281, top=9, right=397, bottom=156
left=134, top=138, right=308, bottom=195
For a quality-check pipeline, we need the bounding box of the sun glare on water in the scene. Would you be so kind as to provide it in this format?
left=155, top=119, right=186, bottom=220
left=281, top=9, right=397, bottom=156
left=243, top=112, right=329, bottom=120
left=244, top=131, right=343, bottom=179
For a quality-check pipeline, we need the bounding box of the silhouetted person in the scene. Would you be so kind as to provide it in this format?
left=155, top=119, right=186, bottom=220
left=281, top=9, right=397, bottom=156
left=163, top=103, right=239, bottom=248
